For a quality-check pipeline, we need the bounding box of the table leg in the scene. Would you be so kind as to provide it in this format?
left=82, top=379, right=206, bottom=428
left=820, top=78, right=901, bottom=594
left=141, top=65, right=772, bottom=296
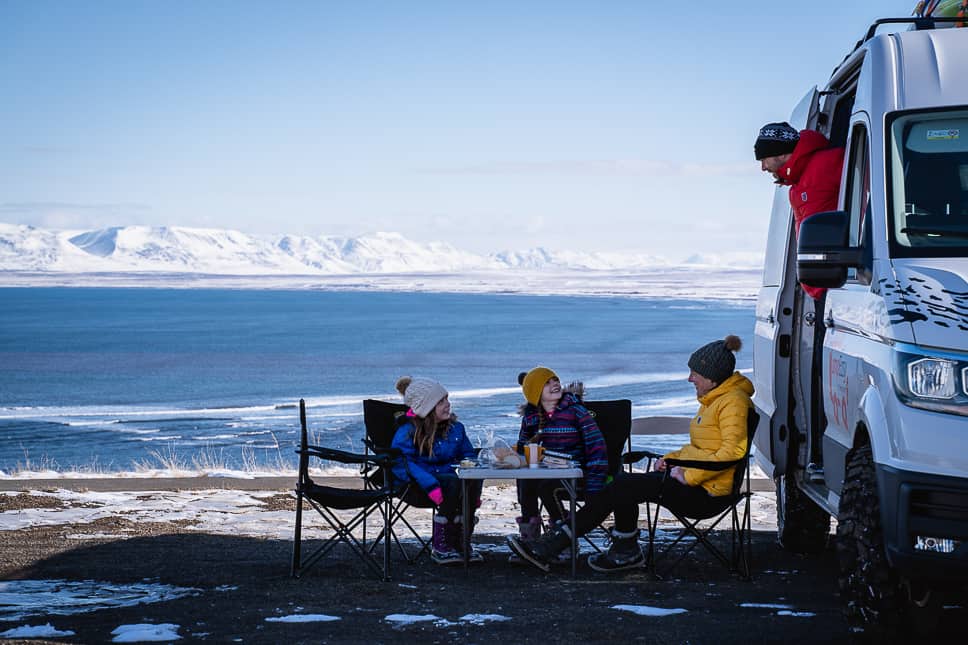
left=569, top=478, right=577, bottom=578
left=462, top=479, right=470, bottom=570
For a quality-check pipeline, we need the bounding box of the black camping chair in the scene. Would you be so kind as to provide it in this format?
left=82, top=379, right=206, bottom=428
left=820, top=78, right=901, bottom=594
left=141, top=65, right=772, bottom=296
left=623, top=409, right=760, bottom=579
left=551, top=399, right=633, bottom=552
left=361, top=398, right=436, bottom=563
left=291, top=399, right=395, bottom=581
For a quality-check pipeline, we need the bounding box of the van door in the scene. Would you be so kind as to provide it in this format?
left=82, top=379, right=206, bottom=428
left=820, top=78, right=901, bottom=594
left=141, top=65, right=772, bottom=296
left=789, top=88, right=829, bottom=477
left=821, top=118, right=873, bottom=495
left=753, top=87, right=820, bottom=475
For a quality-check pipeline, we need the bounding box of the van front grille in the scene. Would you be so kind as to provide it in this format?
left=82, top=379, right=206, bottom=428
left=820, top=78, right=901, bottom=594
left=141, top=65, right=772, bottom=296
left=910, top=490, right=968, bottom=522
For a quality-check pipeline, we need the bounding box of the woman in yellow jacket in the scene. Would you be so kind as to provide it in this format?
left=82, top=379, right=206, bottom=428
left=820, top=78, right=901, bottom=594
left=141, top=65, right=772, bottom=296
left=509, top=335, right=754, bottom=573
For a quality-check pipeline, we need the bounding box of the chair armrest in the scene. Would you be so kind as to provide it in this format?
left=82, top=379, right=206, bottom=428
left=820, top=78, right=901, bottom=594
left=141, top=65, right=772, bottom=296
left=663, top=456, right=744, bottom=471
left=298, top=446, right=392, bottom=469
left=622, top=449, right=663, bottom=465
left=362, top=437, right=403, bottom=457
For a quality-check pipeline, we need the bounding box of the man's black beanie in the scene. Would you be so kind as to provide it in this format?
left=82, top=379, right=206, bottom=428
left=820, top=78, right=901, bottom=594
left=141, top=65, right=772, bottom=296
left=754, top=122, right=800, bottom=160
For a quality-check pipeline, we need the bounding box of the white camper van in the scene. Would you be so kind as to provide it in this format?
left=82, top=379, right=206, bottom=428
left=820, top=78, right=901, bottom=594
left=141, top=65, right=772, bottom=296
left=753, top=16, right=968, bottom=636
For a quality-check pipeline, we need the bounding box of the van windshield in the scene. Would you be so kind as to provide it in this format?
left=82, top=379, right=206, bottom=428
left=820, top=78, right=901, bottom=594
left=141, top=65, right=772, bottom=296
left=888, top=108, right=968, bottom=258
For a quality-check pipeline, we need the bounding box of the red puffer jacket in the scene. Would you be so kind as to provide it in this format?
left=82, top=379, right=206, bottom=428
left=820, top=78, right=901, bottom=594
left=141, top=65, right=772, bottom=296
left=776, top=130, right=845, bottom=299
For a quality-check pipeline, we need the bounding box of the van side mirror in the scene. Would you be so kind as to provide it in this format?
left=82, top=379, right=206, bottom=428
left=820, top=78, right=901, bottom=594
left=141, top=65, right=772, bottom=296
left=796, top=211, right=863, bottom=289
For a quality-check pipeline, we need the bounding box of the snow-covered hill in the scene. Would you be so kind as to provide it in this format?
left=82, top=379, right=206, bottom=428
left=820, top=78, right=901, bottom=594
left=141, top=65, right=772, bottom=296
left=0, top=222, right=763, bottom=276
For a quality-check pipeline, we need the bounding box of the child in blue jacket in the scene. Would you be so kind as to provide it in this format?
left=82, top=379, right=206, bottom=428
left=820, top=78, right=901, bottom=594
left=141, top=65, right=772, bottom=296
left=391, top=376, right=482, bottom=565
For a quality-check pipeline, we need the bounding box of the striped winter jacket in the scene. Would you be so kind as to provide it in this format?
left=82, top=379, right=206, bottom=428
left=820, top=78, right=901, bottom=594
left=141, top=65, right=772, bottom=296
left=517, top=392, right=609, bottom=493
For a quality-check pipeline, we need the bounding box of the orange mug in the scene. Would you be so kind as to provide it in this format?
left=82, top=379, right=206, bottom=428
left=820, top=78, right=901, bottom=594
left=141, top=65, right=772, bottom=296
left=524, top=443, right=544, bottom=468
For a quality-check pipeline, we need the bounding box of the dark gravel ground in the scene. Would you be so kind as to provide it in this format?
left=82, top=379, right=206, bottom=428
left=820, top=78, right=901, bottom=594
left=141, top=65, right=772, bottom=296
left=1, top=502, right=965, bottom=644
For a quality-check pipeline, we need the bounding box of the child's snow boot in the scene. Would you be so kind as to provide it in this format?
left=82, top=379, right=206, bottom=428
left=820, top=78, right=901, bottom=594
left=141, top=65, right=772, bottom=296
left=508, top=515, right=543, bottom=564
left=516, top=515, right=542, bottom=541
left=507, top=520, right=573, bottom=573
left=430, top=515, right=462, bottom=565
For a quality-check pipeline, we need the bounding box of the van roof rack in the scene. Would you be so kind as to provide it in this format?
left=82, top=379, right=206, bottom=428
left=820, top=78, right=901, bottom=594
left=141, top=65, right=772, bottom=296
left=861, top=16, right=964, bottom=43
left=833, top=16, right=964, bottom=79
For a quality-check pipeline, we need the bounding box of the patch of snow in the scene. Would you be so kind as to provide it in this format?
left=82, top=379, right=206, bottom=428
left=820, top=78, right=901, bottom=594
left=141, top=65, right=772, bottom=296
left=611, top=605, right=688, bottom=617
left=265, top=614, right=340, bottom=623
left=739, top=602, right=794, bottom=610
left=111, top=623, right=181, bottom=642
left=0, top=623, right=76, bottom=638
left=0, top=484, right=780, bottom=543
left=66, top=532, right=127, bottom=540
left=397, top=583, right=418, bottom=589
left=385, top=613, right=442, bottom=625
left=0, top=579, right=200, bottom=621
left=776, top=610, right=816, bottom=617
left=459, top=614, right=512, bottom=625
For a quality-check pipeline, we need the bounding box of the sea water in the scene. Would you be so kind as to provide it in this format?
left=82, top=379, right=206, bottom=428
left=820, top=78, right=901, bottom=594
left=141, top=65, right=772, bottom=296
left=0, top=288, right=754, bottom=474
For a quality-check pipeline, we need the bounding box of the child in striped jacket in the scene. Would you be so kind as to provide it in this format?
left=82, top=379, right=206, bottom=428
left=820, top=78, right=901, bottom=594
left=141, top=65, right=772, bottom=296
left=512, top=366, right=608, bottom=544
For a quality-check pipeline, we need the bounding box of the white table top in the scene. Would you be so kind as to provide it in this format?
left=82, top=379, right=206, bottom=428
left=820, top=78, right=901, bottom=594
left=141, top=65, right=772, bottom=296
left=456, top=465, right=583, bottom=480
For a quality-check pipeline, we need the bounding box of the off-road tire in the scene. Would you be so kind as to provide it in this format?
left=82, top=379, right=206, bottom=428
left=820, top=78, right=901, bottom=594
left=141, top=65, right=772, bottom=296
left=836, top=444, right=901, bottom=640
left=775, top=472, right=830, bottom=554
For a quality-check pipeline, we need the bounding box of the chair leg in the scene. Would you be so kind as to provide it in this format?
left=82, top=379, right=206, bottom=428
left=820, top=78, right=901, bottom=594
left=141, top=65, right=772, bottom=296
left=645, top=497, right=661, bottom=574
left=383, top=497, right=392, bottom=582
left=655, top=510, right=734, bottom=578
left=300, top=500, right=389, bottom=580
left=369, top=498, right=432, bottom=564
left=291, top=488, right=304, bottom=578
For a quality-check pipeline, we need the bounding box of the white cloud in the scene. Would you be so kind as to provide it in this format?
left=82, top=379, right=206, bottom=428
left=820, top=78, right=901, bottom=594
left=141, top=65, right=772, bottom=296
left=0, top=202, right=153, bottom=230
left=419, top=159, right=754, bottom=178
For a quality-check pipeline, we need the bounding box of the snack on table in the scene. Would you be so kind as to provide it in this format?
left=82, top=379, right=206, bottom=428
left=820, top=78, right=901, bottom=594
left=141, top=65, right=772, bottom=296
left=493, top=452, right=524, bottom=469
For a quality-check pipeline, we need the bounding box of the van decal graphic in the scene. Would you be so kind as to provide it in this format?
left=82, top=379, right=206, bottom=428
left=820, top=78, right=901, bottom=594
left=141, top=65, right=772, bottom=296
left=880, top=276, right=968, bottom=330
left=887, top=308, right=929, bottom=323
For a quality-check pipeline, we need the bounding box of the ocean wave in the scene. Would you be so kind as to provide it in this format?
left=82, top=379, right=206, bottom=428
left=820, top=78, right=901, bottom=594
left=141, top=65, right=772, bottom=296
left=0, top=404, right=281, bottom=421
left=633, top=396, right=697, bottom=414
left=585, top=372, right=687, bottom=388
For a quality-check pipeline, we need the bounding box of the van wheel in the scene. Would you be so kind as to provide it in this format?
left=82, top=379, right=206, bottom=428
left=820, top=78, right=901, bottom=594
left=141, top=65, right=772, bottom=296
left=837, top=445, right=943, bottom=640
left=836, top=444, right=900, bottom=639
left=775, top=473, right=829, bottom=553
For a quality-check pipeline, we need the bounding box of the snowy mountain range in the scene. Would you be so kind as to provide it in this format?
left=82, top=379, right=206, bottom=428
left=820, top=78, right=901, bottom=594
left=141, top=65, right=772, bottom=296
left=0, top=222, right=763, bottom=276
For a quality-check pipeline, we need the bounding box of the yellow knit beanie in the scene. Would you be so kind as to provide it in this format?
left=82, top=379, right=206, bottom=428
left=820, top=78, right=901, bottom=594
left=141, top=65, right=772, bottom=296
left=518, top=366, right=558, bottom=406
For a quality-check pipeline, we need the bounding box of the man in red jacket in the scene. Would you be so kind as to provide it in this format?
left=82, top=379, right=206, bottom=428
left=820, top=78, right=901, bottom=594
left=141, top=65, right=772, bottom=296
left=755, top=122, right=845, bottom=300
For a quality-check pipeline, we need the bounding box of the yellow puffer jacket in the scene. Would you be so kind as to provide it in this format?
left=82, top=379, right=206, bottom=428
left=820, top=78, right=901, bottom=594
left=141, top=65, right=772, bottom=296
left=664, top=372, right=754, bottom=497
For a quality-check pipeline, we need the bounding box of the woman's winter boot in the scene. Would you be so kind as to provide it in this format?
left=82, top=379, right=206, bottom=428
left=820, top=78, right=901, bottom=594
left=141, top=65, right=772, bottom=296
left=430, top=515, right=462, bottom=565
left=587, top=529, right=644, bottom=572
left=507, top=521, right=573, bottom=572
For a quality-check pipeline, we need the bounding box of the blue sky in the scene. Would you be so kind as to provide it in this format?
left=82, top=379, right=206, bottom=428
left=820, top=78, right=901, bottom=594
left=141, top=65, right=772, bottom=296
left=1, top=1, right=918, bottom=259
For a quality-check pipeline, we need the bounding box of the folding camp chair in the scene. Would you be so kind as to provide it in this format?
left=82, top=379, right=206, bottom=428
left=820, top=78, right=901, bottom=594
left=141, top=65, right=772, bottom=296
left=291, top=399, right=395, bottom=581
left=551, top=399, right=633, bottom=552
left=361, top=398, right=436, bottom=563
left=624, top=409, right=760, bottom=579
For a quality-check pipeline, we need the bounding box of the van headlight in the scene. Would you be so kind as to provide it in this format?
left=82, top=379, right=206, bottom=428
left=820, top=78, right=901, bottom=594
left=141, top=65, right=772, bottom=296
left=893, top=349, right=968, bottom=416
left=907, top=358, right=956, bottom=399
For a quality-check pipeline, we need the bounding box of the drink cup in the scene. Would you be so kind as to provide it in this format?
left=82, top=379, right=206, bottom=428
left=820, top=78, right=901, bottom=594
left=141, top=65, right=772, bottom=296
left=525, top=444, right=542, bottom=468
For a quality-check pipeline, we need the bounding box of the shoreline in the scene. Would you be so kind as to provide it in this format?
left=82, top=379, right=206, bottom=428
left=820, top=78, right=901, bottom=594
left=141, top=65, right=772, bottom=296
left=0, top=415, right=700, bottom=485
left=0, top=268, right=759, bottom=301
left=0, top=475, right=776, bottom=493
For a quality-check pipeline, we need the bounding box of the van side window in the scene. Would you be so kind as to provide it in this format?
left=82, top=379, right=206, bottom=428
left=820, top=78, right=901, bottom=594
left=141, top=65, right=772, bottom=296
left=845, top=124, right=873, bottom=284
